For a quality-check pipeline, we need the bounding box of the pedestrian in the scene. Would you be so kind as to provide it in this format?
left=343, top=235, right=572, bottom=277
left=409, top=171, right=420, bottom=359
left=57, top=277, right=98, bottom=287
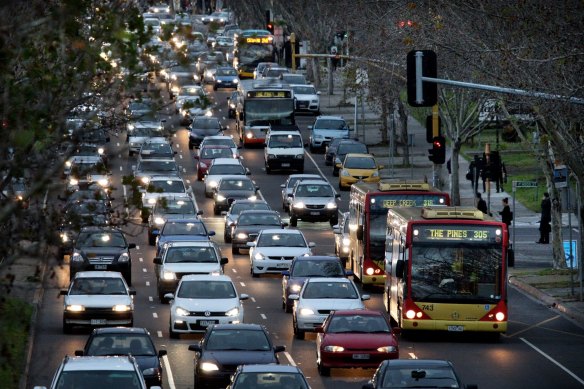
left=476, top=192, right=488, bottom=214
left=499, top=197, right=513, bottom=228
left=466, top=155, right=482, bottom=193
left=537, top=192, right=551, bottom=244
left=491, top=151, right=505, bottom=193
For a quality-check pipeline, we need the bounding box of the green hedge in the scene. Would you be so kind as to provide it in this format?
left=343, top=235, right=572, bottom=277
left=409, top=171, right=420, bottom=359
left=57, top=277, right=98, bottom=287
left=0, top=297, right=33, bottom=389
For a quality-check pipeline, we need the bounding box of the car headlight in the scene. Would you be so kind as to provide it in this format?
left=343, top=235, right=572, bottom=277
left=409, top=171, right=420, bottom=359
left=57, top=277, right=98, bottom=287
left=267, top=154, right=276, bottom=160
left=112, top=304, right=132, bottom=312
left=97, top=147, right=105, bottom=155
left=236, top=232, right=248, bottom=240
left=128, top=124, right=135, bottom=131
left=216, top=79, right=222, bottom=83
left=299, top=308, right=315, bottom=316
left=171, top=74, right=177, bottom=80
left=65, top=160, right=72, bottom=168
left=208, top=180, right=218, bottom=188
left=371, top=171, right=379, bottom=177
left=66, top=304, right=85, bottom=312
left=248, top=195, right=257, bottom=201
left=294, top=154, right=304, bottom=159
left=233, top=79, right=239, bottom=83
left=324, top=345, right=345, bottom=352
left=69, top=178, right=78, bottom=186
left=154, top=217, right=165, bottom=225
left=97, top=178, right=109, bottom=187
left=162, top=270, right=176, bottom=280
left=377, top=346, right=398, bottom=353
left=341, top=170, right=350, bottom=176
left=175, top=306, right=189, bottom=316
left=254, top=252, right=265, bottom=260
left=70, top=252, right=84, bottom=263
left=326, top=202, right=337, bottom=209
left=293, top=202, right=305, bottom=209
left=290, top=284, right=302, bottom=293
left=118, top=252, right=130, bottom=263
left=141, top=176, right=150, bottom=184
left=201, top=362, right=219, bottom=372
left=216, top=194, right=226, bottom=202
left=204, top=110, right=213, bottom=117
left=147, top=198, right=156, bottom=205
left=342, top=237, right=350, bottom=246
left=225, top=307, right=239, bottom=317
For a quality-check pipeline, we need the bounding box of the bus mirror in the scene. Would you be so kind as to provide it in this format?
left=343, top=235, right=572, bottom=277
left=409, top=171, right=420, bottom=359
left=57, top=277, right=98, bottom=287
left=356, top=225, right=364, bottom=241
left=507, top=247, right=515, bottom=267
left=395, top=260, right=405, bottom=278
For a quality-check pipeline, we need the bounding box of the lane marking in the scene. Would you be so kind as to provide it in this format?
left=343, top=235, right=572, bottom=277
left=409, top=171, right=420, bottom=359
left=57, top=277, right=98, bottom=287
left=119, top=165, right=123, bottom=172
left=142, top=268, right=147, bottom=273
left=521, top=337, right=584, bottom=385
left=408, top=352, right=418, bottom=359
left=157, top=330, right=162, bottom=338
left=507, top=315, right=560, bottom=338
left=251, top=297, right=256, bottom=303
left=283, top=352, right=297, bottom=366
left=231, top=268, right=237, bottom=273
left=162, top=354, right=177, bottom=389
left=304, top=151, right=337, bottom=194
left=148, top=296, right=153, bottom=302
left=139, top=257, right=143, bottom=262
left=152, top=312, right=158, bottom=319
left=260, top=314, right=267, bottom=320
left=240, top=282, right=246, bottom=287
left=146, top=281, right=150, bottom=286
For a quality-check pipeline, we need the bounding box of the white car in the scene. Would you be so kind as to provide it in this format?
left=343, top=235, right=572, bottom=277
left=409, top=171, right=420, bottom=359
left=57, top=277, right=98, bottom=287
left=60, top=271, right=135, bottom=334
left=247, top=229, right=315, bottom=277
left=167, top=274, right=248, bottom=337
left=280, top=173, right=322, bottom=212
left=204, top=158, right=249, bottom=198
left=290, top=277, right=369, bottom=339
left=199, top=135, right=240, bottom=159
left=291, top=84, right=320, bottom=114
left=141, top=175, right=192, bottom=211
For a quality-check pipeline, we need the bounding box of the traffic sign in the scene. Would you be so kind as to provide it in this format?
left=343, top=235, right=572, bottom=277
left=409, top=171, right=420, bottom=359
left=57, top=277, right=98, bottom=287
left=513, top=181, right=538, bottom=188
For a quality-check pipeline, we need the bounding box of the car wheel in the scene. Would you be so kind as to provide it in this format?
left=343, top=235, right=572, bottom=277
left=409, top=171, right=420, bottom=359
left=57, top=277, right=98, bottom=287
left=317, top=361, right=331, bottom=376
left=285, top=301, right=292, bottom=314
left=213, top=85, right=217, bottom=91
left=62, top=318, right=72, bottom=334
left=124, top=271, right=132, bottom=287
left=333, top=168, right=339, bottom=177
left=148, top=233, right=156, bottom=246
left=290, top=216, right=297, bottom=227
left=293, top=318, right=305, bottom=340
left=330, top=217, right=338, bottom=227
left=265, top=165, right=271, bottom=174
left=309, top=145, right=315, bottom=153
left=224, top=233, right=231, bottom=244
left=232, top=246, right=239, bottom=255
left=169, top=323, right=179, bottom=339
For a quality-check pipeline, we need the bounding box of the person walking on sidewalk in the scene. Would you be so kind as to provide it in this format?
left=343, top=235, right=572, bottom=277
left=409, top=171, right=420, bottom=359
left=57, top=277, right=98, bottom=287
left=499, top=197, right=513, bottom=228
left=476, top=192, right=488, bottom=214
left=537, top=192, right=551, bottom=244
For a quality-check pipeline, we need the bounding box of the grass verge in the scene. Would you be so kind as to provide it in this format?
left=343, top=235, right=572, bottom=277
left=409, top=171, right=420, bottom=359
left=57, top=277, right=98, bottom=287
left=0, top=297, right=33, bottom=389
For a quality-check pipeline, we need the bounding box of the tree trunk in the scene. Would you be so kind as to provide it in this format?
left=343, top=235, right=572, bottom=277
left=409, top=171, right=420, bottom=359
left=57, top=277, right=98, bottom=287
left=397, top=100, right=409, bottom=166
left=380, top=98, right=388, bottom=144
left=451, top=140, right=462, bottom=206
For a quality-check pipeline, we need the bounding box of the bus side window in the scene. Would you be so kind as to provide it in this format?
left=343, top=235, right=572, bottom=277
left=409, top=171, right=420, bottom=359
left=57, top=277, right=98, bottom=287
left=385, top=231, right=394, bottom=270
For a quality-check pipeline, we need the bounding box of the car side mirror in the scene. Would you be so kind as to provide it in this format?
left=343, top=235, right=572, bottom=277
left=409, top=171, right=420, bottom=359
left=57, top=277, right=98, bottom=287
left=74, top=350, right=84, bottom=356
left=335, top=193, right=341, bottom=198
left=197, top=210, right=204, bottom=216
left=287, top=193, right=294, bottom=197
left=395, top=259, right=405, bottom=278
left=361, top=294, right=370, bottom=301
left=221, top=211, right=227, bottom=216
left=344, top=269, right=354, bottom=276
left=273, top=345, right=286, bottom=353
left=315, top=326, right=324, bottom=333
left=246, top=168, right=251, bottom=175
left=281, top=270, right=290, bottom=277
left=317, top=91, right=321, bottom=95
left=362, top=383, right=375, bottom=389
left=255, top=186, right=260, bottom=191
left=356, top=225, right=364, bottom=241
left=220, top=257, right=229, bottom=265
left=308, top=242, right=316, bottom=248
left=246, top=242, right=256, bottom=247
left=158, top=350, right=168, bottom=357
left=188, top=343, right=202, bottom=353
left=239, top=293, right=249, bottom=301
left=307, top=125, right=313, bottom=130
left=282, top=222, right=289, bottom=227
left=280, top=184, right=285, bottom=188
left=128, top=243, right=137, bottom=249
left=153, top=257, right=162, bottom=264
left=333, top=227, right=340, bottom=234
left=128, top=288, right=137, bottom=296
left=208, top=230, right=216, bottom=236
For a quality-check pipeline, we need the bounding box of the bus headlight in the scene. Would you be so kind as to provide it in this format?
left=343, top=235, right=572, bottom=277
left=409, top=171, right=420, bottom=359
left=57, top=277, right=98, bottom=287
left=495, top=312, right=505, bottom=321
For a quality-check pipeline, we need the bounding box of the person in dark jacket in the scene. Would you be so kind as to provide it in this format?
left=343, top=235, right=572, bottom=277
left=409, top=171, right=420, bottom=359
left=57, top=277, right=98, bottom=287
left=476, top=192, right=488, bottom=214
left=537, top=192, right=551, bottom=244
left=499, top=197, right=512, bottom=228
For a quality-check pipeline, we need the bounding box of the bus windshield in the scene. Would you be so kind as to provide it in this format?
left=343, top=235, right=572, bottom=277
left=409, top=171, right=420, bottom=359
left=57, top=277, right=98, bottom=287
left=410, top=244, right=502, bottom=302
left=369, top=213, right=387, bottom=261
left=245, top=99, right=294, bottom=124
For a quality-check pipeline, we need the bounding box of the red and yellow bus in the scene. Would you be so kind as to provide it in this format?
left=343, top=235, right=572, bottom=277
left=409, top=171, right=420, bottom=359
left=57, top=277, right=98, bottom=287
left=384, top=206, right=512, bottom=334
left=233, top=30, right=275, bottom=79
left=348, top=180, right=449, bottom=286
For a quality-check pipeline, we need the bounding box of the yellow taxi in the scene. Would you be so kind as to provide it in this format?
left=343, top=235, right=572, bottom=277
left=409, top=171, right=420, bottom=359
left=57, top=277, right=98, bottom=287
left=338, top=153, right=383, bottom=190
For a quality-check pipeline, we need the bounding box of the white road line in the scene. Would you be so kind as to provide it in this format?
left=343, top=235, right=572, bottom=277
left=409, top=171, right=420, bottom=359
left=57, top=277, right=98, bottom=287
left=179, top=154, right=183, bottom=159
left=123, top=185, right=128, bottom=214
left=152, top=312, right=158, bottom=319
left=157, top=330, right=163, bottom=338
left=119, top=165, right=123, bottom=172
left=136, top=245, right=140, bottom=250
left=148, top=296, right=153, bottom=302
left=408, top=352, right=418, bottom=359
left=139, top=257, right=143, bottom=262
left=304, top=151, right=337, bottom=194
left=231, top=268, right=237, bottom=273
left=162, top=355, right=177, bottom=389
left=521, top=338, right=584, bottom=385
left=142, top=268, right=147, bottom=273
left=283, top=352, right=297, bottom=366
left=146, top=281, right=150, bottom=286
left=251, top=297, right=256, bottom=303
left=240, top=282, right=246, bottom=287
left=260, top=314, right=267, bottom=320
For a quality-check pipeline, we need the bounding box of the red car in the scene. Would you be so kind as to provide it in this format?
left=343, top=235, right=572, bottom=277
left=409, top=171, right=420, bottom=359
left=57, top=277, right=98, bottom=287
left=315, top=310, right=400, bottom=376
left=195, top=144, right=234, bottom=180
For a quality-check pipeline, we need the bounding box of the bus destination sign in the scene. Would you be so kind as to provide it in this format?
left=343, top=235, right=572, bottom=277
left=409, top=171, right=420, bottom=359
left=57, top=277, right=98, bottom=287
left=415, top=224, right=500, bottom=243
left=247, top=90, right=292, bottom=99
left=245, top=36, right=272, bottom=44
left=370, top=194, right=447, bottom=211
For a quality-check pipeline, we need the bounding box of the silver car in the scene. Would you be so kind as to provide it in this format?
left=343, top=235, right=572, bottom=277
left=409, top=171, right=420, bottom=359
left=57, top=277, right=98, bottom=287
left=280, top=174, right=322, bottom=212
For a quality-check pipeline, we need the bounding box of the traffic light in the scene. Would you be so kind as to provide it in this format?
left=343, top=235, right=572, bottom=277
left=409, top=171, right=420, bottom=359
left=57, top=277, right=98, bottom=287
left=407, top=50, right=437, bottom=107
left=425, top=115, right=441, bottom=143
left=428, top=135, right=446, bottom=164
left=266, top=22, right=274, bottom=34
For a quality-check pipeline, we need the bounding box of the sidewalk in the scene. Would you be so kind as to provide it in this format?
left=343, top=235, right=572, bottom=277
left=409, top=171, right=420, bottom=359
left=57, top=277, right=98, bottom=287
left=317, top=68, right=584, bottom=327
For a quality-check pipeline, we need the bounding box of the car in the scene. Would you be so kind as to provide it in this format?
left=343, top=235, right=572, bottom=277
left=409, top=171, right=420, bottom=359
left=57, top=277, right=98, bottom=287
left=231, top=210, right=287, bottom=254
left=308, top=115, right=351, bottom=153
left=280, top=173, right=322, bottom=212
left=148, top=196, right=199, bottom=245
left=155, top=218, right=214, bottom=255
left=227, top=364, right=311, bottom=389
left=204, top=158, right=249, bottom=197
left=315, top=310, right=399, bottom=376
left=143, top=17, right=162, bottom=35
left=290, top=277, right=370, bottom=339
left=203, top=62, right=219, bottom=84
left=188, top=323, right=285, bottom=388
left=213, top=66, right=240, bottom=90
left=65, top=156, right=110, bottom=193
left=213, top=35, right=233, bottom=51
left=324, top=137, right=344, bottom=166
left=226, top=91, right=238, bottom=118
left=62, top=187, right=112, bottom=212
left=291, top=84, right=320, bottom=114
left=167, top=65, right=198, bottom=98
left=33, top=355, right=159, bottom=389
left=138, top=137, right=176, bottom=160
left=332, top=139, right=369, bottom=176
left=178, top=96, right=214, bottom=125
left=70, top=142, right=108, bottom=166
left=281, top=73, right=308, bottom=85
left=333, top=212, right=351, bottom=264
left=264, top=131, right=305, bottom=174
left=60, top=271, right=135, bottom=334
left=195, top=144, right=234, bottom=181
left=140, top=175, right=192, bottom=221
left=281, top=255, right=350, bottom=313
left=338, top=153, right=383, bottom=190
left=362, top=359, right=477, bottom=389
left=222, top=200, right=271, bottom=243
left=68, top=226, right=136, bottom=284
left=261, top=66, right=289, bottom=80
left=148, top=3, right=170, bottom=13
left=167, top=274, right=248, bottom=337
left=202, top=11, right=231, bottom=25
left=199, top=134, right=240, bottom=158
left=126, top=98, right=155, bottom=120
left=188, top=116, right=224, bottom=149
left=154, top=240, right=227, bottom=301
left=133, top=158, right=180, bottom=188
left=288, top=179, right=340, bottom=227
left=74, top=327, right=167, bottom=388
left=247, top=229, right=315, bottom=277
left=212, top=175, right=259, bottom=215
left=127, top=119, right=166, bottom=156
left=253, top=62, right=278, bottom=79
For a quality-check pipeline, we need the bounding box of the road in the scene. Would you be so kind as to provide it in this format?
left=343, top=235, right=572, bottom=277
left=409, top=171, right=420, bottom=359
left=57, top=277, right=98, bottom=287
left=26, top=85, right=584, bottom=389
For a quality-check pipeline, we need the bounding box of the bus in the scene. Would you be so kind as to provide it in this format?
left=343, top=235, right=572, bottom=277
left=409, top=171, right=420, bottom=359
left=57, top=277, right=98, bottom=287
left=384, top=206, right=512, bottom=334
left=348, top=180, right=450, bottom=286
left=235, top=79, right=297, bottom=146
left=233, top=29, right=275, bottom=79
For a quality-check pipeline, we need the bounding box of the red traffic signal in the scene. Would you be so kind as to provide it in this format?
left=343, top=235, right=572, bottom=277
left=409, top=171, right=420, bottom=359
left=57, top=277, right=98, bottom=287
left=428, top=135, right=446, bottom=164
left=266, top=23, right=274, bottom=34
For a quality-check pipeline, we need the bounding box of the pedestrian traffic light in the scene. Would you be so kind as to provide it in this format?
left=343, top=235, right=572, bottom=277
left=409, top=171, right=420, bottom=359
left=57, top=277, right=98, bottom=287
left=428, top=135, right=446, bottom=164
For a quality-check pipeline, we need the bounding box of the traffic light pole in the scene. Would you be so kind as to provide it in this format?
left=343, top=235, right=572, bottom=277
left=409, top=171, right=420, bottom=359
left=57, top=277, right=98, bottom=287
left=432, top=105, right=440, bottom=187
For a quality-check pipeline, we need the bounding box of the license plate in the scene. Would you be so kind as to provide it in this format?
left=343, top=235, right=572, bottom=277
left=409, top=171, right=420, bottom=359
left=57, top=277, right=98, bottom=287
left=352, top=354, right=370, bottom=360
left=91, top=319, right=106, bottom=325
left=448, top=325, right=464, bottom=332
left=281, top=163, right=290, bottom=167
left=276, top=263, right=289, bottom=268
left=94, top=265, right=107, bottom=270
left=310, top=211, right=320, bottom=215
left=199, top=320, right=217, bottom=326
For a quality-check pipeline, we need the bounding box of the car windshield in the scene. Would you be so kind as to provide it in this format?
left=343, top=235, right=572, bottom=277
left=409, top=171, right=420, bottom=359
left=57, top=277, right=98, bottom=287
left=137, top=160, right=177, bottom=172
left=257, top=233, right=306, bottom=247
left=147, top=180, right=185, bottom=193
left=86, top=334, right=156, bottom=357
left=292, top=85, right=315, bottom=94
left=206, top=329, right=271, bottom=351
left=269, top=134, right=302, bottom=148
left=161, top=221, right=206, bottom=236
left=201, top=147, right=232, bottom=159
left=216, top=68, right=237, bottom=76
left=70, top=202, right=108, bottom=215
left=208, top=164, right=245, bottom=175
left=192, top=118, right=220, bottom=129
left=140, top=143, right=173, bottom=157
left=344, top=157, right=376, bottom=169
left=302, top=281, right=358, bottom=299
left=164, top=246, right=217, bottom=263
left=338, top=143, right=367, bottom=155
left=295, top=184, right=333, bottom=197
left=327, top=315, right=390, bottom=334
left=70, top=277, right=127, bottom=295
left=381, top=366, right=460, bottom=388
left=315, top=119, right=346, bottom=130
left=238, top=213, right=280, bottom=226
left=55, top=371, right=143, bottom=389
left=156, top=198, right=195, bottom=214
left=202, top=139, right=235, bottom=148
left=291, top=260, right=344, bottom=277
left=179, top=86, right=204, bottom=96
left=178, top=280, right=236, bottom=299
left=235, top=373, right=309, bottom=388
left=76, top=232, right=127, bottom=248
left=129, top=126, right=160, bottom=137
left=219, top=179, right=255, bottom=191
left=230, top=203, right=270, bottom=215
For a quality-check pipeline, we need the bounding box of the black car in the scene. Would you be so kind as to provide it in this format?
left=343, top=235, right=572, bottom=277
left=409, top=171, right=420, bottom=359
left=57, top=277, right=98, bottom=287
left=222, top=200, right=271, bottom=243
left=231, top=210, right=287, bottom=254
left=212, top=175, right=259, bottom=215
left=332, top=139, right=369, bottom=176
left=69, top=226, right=137, bottom=285
left=188, top=116, right=224, bottom=149
left=75, top=327, right=167, bottom=388
left=324, top=138, right=344, bottom=166
left=188, top=323, right=285, bottom=389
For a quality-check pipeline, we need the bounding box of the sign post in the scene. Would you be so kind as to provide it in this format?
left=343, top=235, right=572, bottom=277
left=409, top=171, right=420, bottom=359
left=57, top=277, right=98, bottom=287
left=512, top=180, right=538, bottom=250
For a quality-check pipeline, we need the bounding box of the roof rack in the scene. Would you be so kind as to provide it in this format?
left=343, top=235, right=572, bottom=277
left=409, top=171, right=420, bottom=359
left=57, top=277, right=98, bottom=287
left=421, top=207, right=484, bottom=220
